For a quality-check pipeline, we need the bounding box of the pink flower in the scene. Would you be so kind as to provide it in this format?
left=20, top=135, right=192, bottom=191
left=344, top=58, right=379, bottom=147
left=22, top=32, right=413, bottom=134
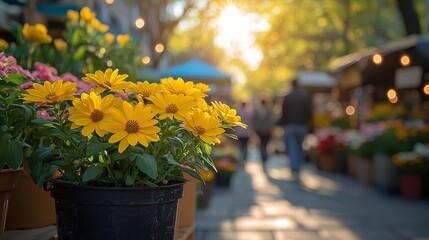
left=32, top=62, right=59, bottom=81
left=18, top=81, right=34, bottom=89
left=115, top=92, right=129, bottom=100
left=60, top=72, right=78, bottom=83
left=37, top=110, right=54, bottom=120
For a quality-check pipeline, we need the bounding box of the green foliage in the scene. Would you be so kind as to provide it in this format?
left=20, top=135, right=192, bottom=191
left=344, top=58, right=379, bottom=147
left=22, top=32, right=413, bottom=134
left=0, top=85, right=35, bottom=169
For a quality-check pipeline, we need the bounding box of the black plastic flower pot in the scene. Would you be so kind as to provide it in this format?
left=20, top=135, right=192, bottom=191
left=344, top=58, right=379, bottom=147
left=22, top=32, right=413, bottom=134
left=50, top=181, right=184, bottom=240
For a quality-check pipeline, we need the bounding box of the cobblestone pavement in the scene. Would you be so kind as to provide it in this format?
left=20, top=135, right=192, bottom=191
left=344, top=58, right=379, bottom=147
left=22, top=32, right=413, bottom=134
left=195, top=151, right=429, bottom=240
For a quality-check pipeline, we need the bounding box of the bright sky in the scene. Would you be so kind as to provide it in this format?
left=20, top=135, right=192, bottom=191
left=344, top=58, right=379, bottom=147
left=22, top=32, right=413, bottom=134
left=213, top=4, right=270, bottom=70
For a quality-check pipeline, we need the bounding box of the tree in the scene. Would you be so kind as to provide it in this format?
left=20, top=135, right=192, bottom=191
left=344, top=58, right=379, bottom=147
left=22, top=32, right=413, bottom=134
left=137, top=0, right=211, bottom=69
left=396, top=0, right=421, bottom=35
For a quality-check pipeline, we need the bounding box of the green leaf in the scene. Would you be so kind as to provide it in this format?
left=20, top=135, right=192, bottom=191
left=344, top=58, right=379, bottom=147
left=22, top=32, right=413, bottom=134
left=0, top=139, right=23, bottom=169
left=73, top=46, right=86, bottom=60
left=135, top=154, right=157, bottom=179
left=31, top=119, right=55, bottom=125
left=178, top=167, right=205, bottom=184
left=125, top=173, right=135, bottom=186
left=223, top=133, right=238, bottom=140
left=4, top=74, right=26, bottom=86
left=82, top=165, right=104, bottom=182
left=86, top=143, right=111, bottom=156
left=142, top=180, right=158, bottom=187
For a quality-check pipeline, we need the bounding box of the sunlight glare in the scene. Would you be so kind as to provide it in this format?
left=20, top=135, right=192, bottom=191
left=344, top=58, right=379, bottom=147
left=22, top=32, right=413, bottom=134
left=214, top=3, right=269, bottom=71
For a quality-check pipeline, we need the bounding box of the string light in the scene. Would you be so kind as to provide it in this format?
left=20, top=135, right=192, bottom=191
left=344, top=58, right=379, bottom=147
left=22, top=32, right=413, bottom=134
left=389, top=96, right=398, bottom=104
left=400, top=54, right=411, bottom=66
left=423, top=84, right=429, bottom=95
left=387, top=88, right=397, bottom=100
left=155, top=43, right=164, bottom=53
left=141, top=56, right=150, bottom=64
left=345, top=105, right=355, bottom=116
left=372, top=54, right=383, bottom=65
left=105, top=0, right=114, bottom=5
left=135, top=18, right=145, bottom=29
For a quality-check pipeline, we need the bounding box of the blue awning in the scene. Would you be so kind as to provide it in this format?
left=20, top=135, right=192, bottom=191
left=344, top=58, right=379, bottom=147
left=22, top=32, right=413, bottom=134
left=160, top=58, right=230, bottom=81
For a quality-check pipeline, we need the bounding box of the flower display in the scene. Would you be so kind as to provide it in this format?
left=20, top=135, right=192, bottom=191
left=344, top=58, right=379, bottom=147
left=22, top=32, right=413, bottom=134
left=367, top=102, right=406, bottom=122
left=22, top=68, right=245, bottom=187
left=5, top=6, right=140, bottom=80
left=314, top=127, right=343, bottom=154
left=211, top=136, right=239, bottom=174
left=22, top=23, right=53, bottom=44
left=392, top=143, right=429, bottom=174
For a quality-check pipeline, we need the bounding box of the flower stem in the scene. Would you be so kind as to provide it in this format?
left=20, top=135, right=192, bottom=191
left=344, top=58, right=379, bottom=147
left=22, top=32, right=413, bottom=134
left=104, top=151, right=119, bottom=186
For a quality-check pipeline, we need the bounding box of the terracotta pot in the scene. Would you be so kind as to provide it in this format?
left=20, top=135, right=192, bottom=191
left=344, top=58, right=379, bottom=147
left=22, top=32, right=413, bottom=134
left=175, top=174, right=197, bottom=240
left=356, top=157, right=374, bottom=186
left=400, top=174, right=424, bottom=199
left=0, top=168, right=21, bottom=239
left=319, top=154, right=338, bottom=172
left=347, top=155, right=358, bottom=178
left=6, top=170, right=56, bottom=229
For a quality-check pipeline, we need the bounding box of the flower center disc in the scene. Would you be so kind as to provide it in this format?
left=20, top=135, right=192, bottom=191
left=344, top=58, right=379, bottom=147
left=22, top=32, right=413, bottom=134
left=125, top=120, right=139, bottom=133
left=90, top=109, right=104, bottom=122
left=142, top=90, right=151, bottom=98
left=45, top=92, right=56, bottom=100
left=103, top=81, right=112, bottom=87
left=166, top=104, right=178, bottom=113
left=195, top=125, right=206, bottom=135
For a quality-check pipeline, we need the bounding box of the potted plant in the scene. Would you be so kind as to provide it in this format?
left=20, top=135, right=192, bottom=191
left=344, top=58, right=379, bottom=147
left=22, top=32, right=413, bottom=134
left=315, top=127, right=342, bottom=172
left=0, top=53, right=35, bottom=238
left=21, top=68, right=245, bottom=239
left=197, top=167, right=216, bottom=209
left=392, top=143, right=429, bottom=199
left=343, top=129, right=366, bottom=177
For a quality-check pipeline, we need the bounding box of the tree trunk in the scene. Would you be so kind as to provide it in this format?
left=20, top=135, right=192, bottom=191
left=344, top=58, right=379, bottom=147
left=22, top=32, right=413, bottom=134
left=397, top=0, right=421, bottom=35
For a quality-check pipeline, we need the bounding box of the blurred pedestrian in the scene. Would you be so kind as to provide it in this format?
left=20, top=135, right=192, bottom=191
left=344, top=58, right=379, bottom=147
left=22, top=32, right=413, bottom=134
left=236, top=100, right=253, bottom=162
left=252, top=96, right=275, bottom=171
left=281, top=79, right=312, bottom=180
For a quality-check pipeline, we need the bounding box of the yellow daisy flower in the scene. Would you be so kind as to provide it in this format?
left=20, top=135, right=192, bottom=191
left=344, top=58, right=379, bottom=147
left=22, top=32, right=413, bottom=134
left=22, top=80, right=76, bottom=104
left=68, top=92, right=119, bottom=137
left=148, top=91, right=195, bottom=121
left=194, top=83, right=211, bottom=95
left=127, top=81, right=161, bottom=102
left=97, top=24, right=109, bottom=33
left=82, top=68, right=129, bottom=94
left=22, top=23, right=52, bottom=44
left=102, top=101, right=160, bottom=153
left=104, top=33, right=115, bottom=44
left=195, top=98, right=213, bottom=114
left=161, top=77, right=204, bottom=98
left=117, top=34, right=130, bottom=47
left=0, top=38, right=8, bottom=49
left=212, top=101, right=246, bottom=128
left=184, top=108, right=224, bottom=144
left=90, top=18, right=101, bottom=29
left=67, top=10, right=79, bottom=23
left=80, top=6, right=96, bottom=23
left=54, top=38, right=67, bottom=52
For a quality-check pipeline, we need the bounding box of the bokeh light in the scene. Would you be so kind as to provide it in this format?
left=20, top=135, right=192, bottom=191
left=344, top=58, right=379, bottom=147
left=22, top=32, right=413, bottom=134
left=345, top=105, right=355, bottom=115
left=155, top=43, right=164, bottom=53
left=141, top=56, right=150, bottom=64
left=135, top=18, right=145, bottom=29
left=400, top=54, right=411, bottom=66
left=372, top=54, right=383, bottom=65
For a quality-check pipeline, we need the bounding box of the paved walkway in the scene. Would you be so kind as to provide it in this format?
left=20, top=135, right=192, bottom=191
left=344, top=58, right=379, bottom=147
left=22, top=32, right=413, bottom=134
left=195, top=150, right=429, bottom=240
left=4, top=149, right=429, bottom=240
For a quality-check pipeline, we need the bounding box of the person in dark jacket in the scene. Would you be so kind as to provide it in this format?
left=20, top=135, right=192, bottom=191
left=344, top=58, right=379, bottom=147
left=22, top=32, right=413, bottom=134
left=281, top=79, right=312, bottom=180
left=252, top=96, right=275, bottom=171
